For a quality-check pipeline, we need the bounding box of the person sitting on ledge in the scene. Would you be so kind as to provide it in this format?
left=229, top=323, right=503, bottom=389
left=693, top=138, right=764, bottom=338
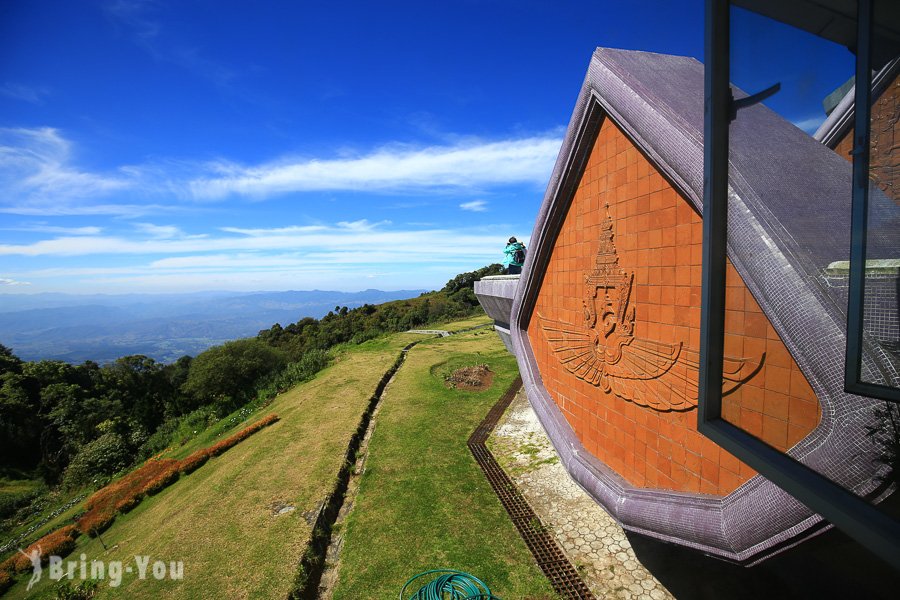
left=503, top=236, right=526, bottom=275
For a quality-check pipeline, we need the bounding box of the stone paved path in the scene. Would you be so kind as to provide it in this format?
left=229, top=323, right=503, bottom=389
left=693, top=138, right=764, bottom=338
left=489, top=388, right=674, bottom=600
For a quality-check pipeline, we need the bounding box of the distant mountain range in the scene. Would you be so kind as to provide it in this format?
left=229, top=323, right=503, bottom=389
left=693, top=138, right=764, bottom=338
left=0, top=289, right=427, bottom=365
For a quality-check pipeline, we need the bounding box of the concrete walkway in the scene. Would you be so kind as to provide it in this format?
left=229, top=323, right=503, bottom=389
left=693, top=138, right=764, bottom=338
left=489, top=389, right=900, bottom=600
left=490, top=388, right=673, bottom=600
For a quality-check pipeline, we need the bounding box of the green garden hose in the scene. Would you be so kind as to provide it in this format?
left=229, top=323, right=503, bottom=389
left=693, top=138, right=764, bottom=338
left=400, top=569, right=504, bottom=600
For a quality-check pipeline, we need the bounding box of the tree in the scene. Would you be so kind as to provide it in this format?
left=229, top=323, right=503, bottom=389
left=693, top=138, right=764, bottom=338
left=0, top=372, right=42, bottom=469
left=0, top=343, right=22, bottom=376
left=183, top=338, right=287, bottom=407
left=101, top=355, right=171, bottom=430
left=442, top=263, right=504, bottom=295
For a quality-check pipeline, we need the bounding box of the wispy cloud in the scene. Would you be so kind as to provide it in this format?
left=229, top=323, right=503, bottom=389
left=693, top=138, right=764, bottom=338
left=132, top=222, right=207, bottom=239
left=791, top=114, right=826, bottom=135
left=188, top=137, right=561, bottom=200
left=460, top=200, right=488, bottom=212
left=0, top=127, right=133, bottom=210
left=0, top=220, right=506, bottom=260
left=0, top=128, right=561, bottom=215
left=0, top=223, right=103, bottom=235
left=104, top=0, right=236, bottom=88
left=0, top=82, right=50, bottom=103
left=0, top=278, right=31, bottom=286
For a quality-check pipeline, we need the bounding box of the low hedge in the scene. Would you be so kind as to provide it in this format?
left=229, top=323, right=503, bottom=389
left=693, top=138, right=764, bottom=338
left=0, top=414, right=280, bottom=591
left=10, top=525, right=79, bottom=572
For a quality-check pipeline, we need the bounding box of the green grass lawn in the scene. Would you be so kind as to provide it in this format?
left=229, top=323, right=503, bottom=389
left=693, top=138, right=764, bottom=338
left=1, top=320, right=553, bottom=600
left=332, top=328, right=558, bottom=600
left=2, top=332, right=422, bottom=600
left=436, top=314, right=493, bottom=332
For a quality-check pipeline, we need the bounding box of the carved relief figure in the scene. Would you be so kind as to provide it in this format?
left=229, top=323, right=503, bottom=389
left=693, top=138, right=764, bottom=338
left=539, top=205, right=762, bottom=411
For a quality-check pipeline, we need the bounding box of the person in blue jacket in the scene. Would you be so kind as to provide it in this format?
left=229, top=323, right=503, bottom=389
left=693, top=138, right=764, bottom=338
left=503, top=237, right=526, bottom=275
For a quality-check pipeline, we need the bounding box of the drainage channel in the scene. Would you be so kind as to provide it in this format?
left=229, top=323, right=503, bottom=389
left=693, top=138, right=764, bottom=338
left=467, top=376, right=596, bottom=600
left=290, top=329, right=593, bottom=600
left=288, top=341, right=420, bottom=600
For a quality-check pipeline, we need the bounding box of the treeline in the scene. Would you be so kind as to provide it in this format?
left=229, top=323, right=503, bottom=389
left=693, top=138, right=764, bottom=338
left=0, top=264, right=502, bottom=494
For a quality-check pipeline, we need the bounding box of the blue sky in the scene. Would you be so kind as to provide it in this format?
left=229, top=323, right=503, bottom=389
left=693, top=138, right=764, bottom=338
left=0, top=1, right=853, bottom=294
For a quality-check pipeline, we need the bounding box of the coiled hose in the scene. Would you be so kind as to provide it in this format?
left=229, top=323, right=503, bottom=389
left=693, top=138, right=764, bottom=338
left=400, top=569, right=504, bottom=600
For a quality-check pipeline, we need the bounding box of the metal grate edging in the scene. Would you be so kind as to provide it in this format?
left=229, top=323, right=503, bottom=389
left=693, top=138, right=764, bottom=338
left=468, top=376, right=595, bottom=600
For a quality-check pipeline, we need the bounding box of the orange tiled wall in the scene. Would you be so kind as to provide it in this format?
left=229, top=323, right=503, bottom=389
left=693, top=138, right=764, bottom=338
left=528, top=116, right=822, bottom=496
left=833, top=70, right=899, bottom=206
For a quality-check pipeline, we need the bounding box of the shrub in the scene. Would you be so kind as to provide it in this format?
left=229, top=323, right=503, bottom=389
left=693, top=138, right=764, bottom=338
left=0, top=570, right=13, bottom=594
left=208, top=438, right=237, bottom=457
left=12, top=525, right=79, bottom=571
left=74, top=414, right=277, bottom=541
left=79, top=512, right=115, bottom=538
left=0, top=556, right=15, bottom=575
left=63, top=432, right=132, bottom=488
left=115, top=493, right=144, bottom=514
left=180, top=449, right=210, bottom=474
left=0, top=484, right=48, bottom=521
left=142, top=467, right=180, bottom=496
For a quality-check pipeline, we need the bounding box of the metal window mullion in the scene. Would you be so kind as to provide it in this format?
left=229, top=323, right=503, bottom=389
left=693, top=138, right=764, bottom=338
left=845, top=0, right=874, bottom=392
left=698, top=0, right=730, bottom=425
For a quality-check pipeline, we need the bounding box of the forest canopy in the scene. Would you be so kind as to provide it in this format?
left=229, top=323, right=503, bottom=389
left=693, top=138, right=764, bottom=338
left=0, top=264, right=503, bottom=487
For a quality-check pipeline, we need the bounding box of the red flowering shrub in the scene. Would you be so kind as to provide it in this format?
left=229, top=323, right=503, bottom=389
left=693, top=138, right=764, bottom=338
left=11, top=525, right=80, bottom=571
left=85, top=459, right=178, bottom=513
left=181, top=449, right=211, bottom=474
left=257, top=414, right=279, bottom=427
left=79, top=512, right=116, bottom=538
left=0, top=570, right=13, bottom=594
left=0, top=557, right=15, bottom=575
left=115, top=492, right=144, bottom=513
left=75, top=414, right=278, bottom=537
left=78, top=458, right=180, bottom=536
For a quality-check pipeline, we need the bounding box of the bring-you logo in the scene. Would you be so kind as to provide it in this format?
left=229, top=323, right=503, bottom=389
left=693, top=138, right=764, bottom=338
left=20, top=550, right=182, bottom=590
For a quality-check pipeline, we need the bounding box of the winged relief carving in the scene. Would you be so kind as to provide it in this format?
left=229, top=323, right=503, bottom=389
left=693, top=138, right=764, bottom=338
left=539, top=206, right=762, bottom=412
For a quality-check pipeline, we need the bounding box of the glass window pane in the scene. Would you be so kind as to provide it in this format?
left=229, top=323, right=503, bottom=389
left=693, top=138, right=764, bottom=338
left=723, top=2, right=900, bottom=510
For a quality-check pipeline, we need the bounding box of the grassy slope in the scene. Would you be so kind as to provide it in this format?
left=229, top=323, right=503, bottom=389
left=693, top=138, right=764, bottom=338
left=333, top=326, right=557, bottom=600
left=4, top=331, right=422, bottom=600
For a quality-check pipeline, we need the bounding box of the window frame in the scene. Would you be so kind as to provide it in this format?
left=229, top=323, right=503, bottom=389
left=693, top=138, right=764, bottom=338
left=698, top=0, right=900, bottom=570
left=844, top=0, right=900, bottom=403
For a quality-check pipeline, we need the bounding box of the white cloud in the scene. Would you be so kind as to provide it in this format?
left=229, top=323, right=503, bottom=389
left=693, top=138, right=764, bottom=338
left=148, top=253, right=304, bottom=269
left=0, top=127, right=133, bottom=206
left=0, top=203, right=185, bottom=217
left=0, top=277, right=30, bottom=285
left=0, top=224, right=103, bottom=235
left=187, top=136, right=561, bottom=200
left=0, top=221, right=508, bottom=261
left=0, top=127, right=561, bottom=214
left=133, top=222, right=207, bottom=239
left=460, top=200, right=488, bottom=212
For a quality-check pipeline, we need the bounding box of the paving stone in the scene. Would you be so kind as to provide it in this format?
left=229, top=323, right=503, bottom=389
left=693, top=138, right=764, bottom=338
left=490, top=388, right=675, bottom=600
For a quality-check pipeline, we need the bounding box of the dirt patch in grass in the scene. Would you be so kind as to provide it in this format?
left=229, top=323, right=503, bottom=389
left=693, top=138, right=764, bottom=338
left=444, top=364, right=493, bottom=391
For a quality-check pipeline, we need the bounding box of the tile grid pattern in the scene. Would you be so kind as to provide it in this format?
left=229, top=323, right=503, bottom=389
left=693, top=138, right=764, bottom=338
left=529, top=117, right=822, bottom=497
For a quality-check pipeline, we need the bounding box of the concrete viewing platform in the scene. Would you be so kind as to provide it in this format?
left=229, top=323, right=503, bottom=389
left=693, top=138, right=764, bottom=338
left=473, top=274, right=520, bottom=355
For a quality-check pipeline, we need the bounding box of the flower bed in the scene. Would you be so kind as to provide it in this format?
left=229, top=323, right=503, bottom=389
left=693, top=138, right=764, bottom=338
left=78, top=414, right=278, bottom=536
left=8, top=525, right=79, bottom=572
left=0, top=414, right=279, bottom=594
left=0, top=571, right=12, bottom=594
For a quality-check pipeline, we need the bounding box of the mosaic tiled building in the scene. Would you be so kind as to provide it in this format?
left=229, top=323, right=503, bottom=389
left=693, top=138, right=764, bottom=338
left=476, top=48, right=900, bottom=563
